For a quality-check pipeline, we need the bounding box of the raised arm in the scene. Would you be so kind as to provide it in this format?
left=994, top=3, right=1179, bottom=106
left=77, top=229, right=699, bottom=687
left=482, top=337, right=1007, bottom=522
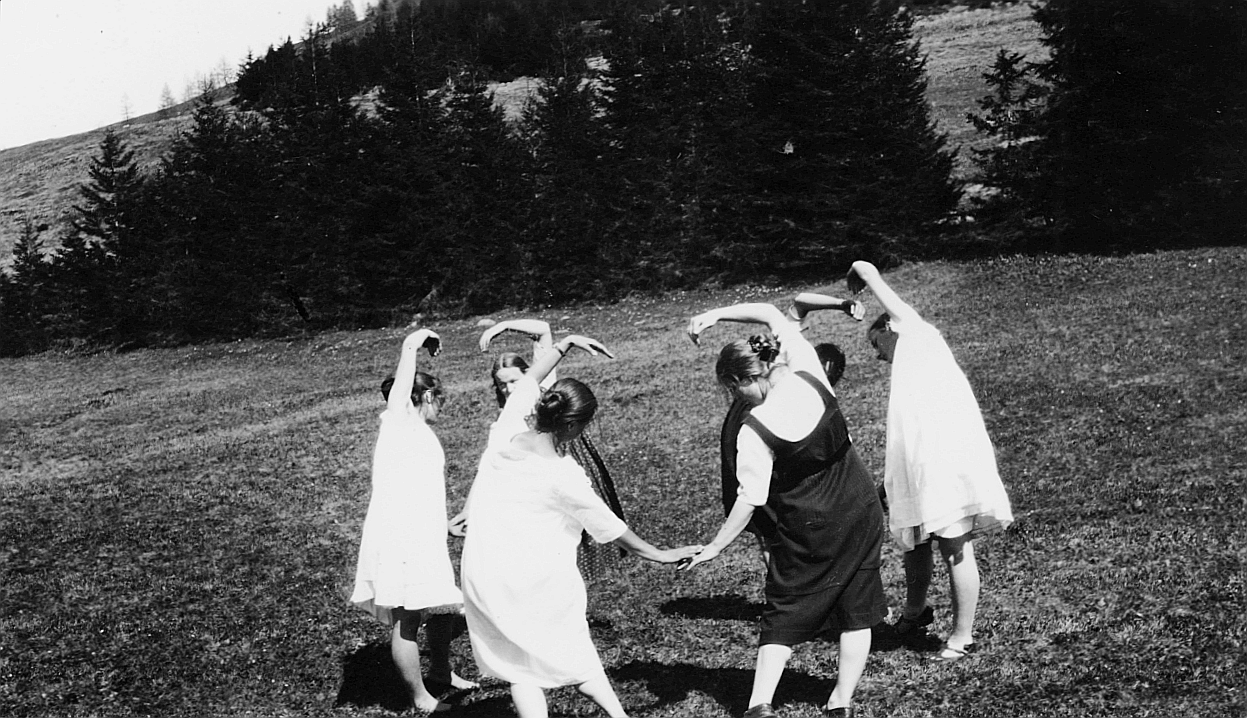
left=388, top=328, right=441, bottom=413
left=478, top=318, right=554, bottom=354
left=525, top=334, right=615, bottom=385
left=687, top=303, right=792, bottom=345
left=788, top=293, right=867, bottom=323
left=846, top=261, right=921, bottom=323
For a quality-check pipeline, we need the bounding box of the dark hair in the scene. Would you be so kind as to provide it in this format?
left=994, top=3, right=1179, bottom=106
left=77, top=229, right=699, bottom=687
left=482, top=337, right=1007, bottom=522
left=491, top=352, right=530, bottom=407
left=815, top=342, right=846, bottom=386
left=715, top=335, right=775, bottom=389
left=533, top=378, right=597, bottom=444
left=380, top=372, right=443, bottom=405
left=868, top=312, right=898, bottom=362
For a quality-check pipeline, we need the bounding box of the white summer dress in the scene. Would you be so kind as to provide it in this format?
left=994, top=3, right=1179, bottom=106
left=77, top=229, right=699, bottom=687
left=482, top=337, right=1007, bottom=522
left=350, top=404, right=463, bottom=624
left=460, top=375, right=628, bottom=687
left=884, top=315, right=1014, bottom=551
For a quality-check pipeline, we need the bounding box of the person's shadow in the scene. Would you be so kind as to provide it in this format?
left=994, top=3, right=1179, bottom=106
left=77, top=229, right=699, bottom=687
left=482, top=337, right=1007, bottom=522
left=611, top=660, right=832, bottom=716
left=659, top=593, right=764, bottom=622
left=336, top=642, right=502, bottom=713
left=659, top=594, right=904, bottom=653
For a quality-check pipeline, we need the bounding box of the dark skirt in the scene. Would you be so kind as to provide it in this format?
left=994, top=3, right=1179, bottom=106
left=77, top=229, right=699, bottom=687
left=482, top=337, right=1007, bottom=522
left=760, top=446, right=887, bottom=644
left=760, top=566, right=886, bottom=645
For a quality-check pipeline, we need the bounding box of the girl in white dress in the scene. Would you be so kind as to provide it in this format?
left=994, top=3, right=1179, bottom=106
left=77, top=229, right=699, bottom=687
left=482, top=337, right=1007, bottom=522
left=460, top=334, right=702, bottom=718
left=350, top=328, right=475, bottom=714
left=845, top=261, right=1014, bottom=661
left=478, top=319, right=627, bottom=580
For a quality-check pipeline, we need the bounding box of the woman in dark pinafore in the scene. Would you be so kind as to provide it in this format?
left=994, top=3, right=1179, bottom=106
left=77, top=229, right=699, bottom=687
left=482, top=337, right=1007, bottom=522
left=685, top=299, right=886, bottom=718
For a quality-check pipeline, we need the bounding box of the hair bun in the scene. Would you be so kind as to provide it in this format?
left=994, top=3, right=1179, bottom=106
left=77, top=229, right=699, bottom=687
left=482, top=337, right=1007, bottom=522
left=537, top=388, right=569, bottom=416
left=748, top=335, right=780, bottom=363
left=533, top=379, right=598, bottom=444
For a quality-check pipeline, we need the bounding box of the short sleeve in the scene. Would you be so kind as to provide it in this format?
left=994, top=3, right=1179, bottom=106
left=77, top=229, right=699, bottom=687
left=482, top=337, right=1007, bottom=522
left=555, top=469, right=629, bottom=543
left=734, top=425, right=774, bottom=506
left=775, top=321, right=828, bottom=389
left=489, top=375, right=541, bottom=448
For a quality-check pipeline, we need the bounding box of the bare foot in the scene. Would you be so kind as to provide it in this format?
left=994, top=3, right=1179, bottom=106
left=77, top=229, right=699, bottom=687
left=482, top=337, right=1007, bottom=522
left=411, top=694, right=450, bottom=714
left=428, top=671, right=478, bottom=690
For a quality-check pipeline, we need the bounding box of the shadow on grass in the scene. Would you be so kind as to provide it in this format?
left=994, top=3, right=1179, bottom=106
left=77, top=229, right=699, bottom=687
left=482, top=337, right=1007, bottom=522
left=659, top=593, right=764, bottom=621
left=612, top=660, right=833, bottom=716
left=336, top=641, right=498, bottom=713
left=336, top=641, right=410, bottom=712
left=659, top=594, right=907, bottom=654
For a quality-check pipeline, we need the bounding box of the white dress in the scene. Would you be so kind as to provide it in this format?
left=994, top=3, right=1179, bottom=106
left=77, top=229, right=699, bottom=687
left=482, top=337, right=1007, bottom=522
left=461, top=376, right=628, bottom=687
left=350, top=405, right=463, bottom=624
left=884, top=316, right=1014, bottom=551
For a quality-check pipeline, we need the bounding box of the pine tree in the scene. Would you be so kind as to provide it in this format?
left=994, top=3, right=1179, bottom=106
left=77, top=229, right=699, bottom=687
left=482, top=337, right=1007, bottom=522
left=520, top=48, right=625, bottom=302
left=437, top=67, right=537, bottom=311
left=726, top=0, right=958, bottom=272
left=600, top=1, right=751, bottom=286
left=36, top=129, right=149, bottom=345
left=0, top=220, right=51, bottom=355
left=1023, top=0, right=1247, bottom=249
left=158, top=84, right=178, bottom=119
left=145, top=96, right=280, bottom=339
left=965, top=48, right=1050, bottom=231
left=71, top=129, right=145, bottom=255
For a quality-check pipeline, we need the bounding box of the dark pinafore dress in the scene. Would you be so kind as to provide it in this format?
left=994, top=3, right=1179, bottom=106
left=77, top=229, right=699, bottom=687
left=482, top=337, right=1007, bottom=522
left=742, top=371, right=887, bottom=645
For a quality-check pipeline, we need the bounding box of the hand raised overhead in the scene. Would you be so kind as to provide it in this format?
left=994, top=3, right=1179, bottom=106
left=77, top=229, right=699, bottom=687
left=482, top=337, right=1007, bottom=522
left=846, top=267, right=867, bottom=296
left=563, top=335, right=615, bottom=359
left=687, top=311, right=720, bottom=345
left=404, top=328, right=441, bottom=356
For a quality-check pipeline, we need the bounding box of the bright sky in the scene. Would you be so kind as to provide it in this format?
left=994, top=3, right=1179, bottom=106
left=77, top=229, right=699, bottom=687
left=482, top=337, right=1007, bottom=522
left=0, top=0, right=353, bottom=150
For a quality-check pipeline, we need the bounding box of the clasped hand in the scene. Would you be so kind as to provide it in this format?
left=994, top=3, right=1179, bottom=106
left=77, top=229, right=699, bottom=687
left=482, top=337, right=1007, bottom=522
left=660, top=545, right=705, bottom=565
left=678, top=543, right=722, bottom=571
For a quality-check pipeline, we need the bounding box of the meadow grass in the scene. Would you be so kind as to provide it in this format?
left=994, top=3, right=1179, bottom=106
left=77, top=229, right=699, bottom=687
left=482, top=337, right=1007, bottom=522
left=2, top=248, right=1245, bottom=717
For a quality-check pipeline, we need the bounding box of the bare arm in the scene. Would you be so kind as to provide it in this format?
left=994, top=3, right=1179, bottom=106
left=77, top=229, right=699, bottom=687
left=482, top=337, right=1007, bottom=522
left=613, top=530, right=704, bottom=564
left=687, top=303, right=792, bottom=345
left=478, top=318, right=554, bottom=354
left=680, top=498, right=757, bottom=570
left=388, top=328, right=440, bottom=413
left=788, top=293, right=867, bottom=323
left=846, top=261, right=921, bottom=323
left=524, top=334, right=615, bottom=385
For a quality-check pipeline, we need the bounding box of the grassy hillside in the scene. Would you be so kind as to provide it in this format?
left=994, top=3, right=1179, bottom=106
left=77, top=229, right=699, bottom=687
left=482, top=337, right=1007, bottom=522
left=0, top=4, right=1044, bottom=264
left=2, top=246, right=1243, bottom=717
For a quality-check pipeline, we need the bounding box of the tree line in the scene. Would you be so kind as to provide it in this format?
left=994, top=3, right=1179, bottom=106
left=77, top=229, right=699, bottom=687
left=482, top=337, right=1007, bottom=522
left=2, top=0, right=1243, bottom=357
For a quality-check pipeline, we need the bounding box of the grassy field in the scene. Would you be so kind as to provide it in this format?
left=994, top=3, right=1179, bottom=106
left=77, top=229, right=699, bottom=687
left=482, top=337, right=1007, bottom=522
left=3, top=247, right=1244, bottom=717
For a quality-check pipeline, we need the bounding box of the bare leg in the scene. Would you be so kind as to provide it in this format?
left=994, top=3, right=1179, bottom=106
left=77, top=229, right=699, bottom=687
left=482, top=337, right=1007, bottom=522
left=824, top=627, right=871, bottom=710
left=391, top=608, right=447, bottom=713
left=938, top=536, right=980, bottom=649
left=748, top=644, right=793, bottom=708
left=576, top=675, right=628, bottom=718
left=510, top=683, right=549, bottom=718
left=903, top=541, right=934, bottom=617
left=424, top=613, right=478, bottom=689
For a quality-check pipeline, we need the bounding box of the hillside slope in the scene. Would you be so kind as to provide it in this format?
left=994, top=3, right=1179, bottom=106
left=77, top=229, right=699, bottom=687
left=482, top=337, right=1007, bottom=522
left=0, top=4, right=1042, bottom=264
